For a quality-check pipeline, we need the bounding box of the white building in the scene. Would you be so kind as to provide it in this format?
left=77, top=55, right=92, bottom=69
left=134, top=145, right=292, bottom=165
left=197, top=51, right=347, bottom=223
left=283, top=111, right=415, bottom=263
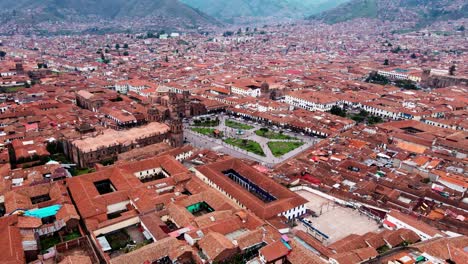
left=231, top=85, right=261, bottom=97
left=284, top=93, right=338, bottom=112
left=383, top=210, right=444, bottom=241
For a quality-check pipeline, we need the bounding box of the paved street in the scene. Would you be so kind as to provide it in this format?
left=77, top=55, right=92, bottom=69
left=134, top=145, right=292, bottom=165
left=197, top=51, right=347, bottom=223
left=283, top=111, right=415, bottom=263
left=184, top=114, right=320, bottom=167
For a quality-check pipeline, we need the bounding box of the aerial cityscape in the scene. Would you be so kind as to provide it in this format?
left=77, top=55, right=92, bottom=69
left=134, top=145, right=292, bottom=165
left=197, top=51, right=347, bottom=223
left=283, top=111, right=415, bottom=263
left=0, top=0, right=467, bottom=263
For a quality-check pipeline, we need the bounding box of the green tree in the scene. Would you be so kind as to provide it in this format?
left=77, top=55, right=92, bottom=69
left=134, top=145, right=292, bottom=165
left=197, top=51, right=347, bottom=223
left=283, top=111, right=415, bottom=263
left=366, top=72, right=390, bottom=85
left=115, top=44, right=120, bottom=50
left=359, top=110, right=369, bottom=117
left=368, top=116, right=383, bottom=125
left=123, top=51, right=129, bottom=56
left=449, top=65, right=456, bottom=76
left=383, top=59, right=389, bottom=65
left=123, top=43, right=129, bottom=49
left=0, top=50, right=6, bottom=59
left=391, top=46, right=402, bottom=53
left=242, top=139, right=248, bottom=146
left=410, top=53, right=417, bottom=59
left=330, top=105, right=346, bottom=117
left=395, top=80, right=419, bottom=90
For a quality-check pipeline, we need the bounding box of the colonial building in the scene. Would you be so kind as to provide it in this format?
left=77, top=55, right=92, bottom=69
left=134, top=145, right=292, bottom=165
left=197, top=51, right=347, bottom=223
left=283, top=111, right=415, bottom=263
left=63, top=122, right=181, bottom=168
left=193, top=158, right=308, bottom=220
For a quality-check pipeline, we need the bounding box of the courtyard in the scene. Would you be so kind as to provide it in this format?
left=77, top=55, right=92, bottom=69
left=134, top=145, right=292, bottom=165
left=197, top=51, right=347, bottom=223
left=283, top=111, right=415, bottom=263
left=294, top=189, right=381, bottom=245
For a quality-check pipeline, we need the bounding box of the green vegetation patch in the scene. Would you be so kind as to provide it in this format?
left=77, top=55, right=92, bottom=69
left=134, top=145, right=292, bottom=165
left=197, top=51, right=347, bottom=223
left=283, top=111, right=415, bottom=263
left=192, top=118, right=220, bottom=127
left=191, top=127, right=223, bottom=138
left=73, top=168, right=95, bottom=176
left=365, top=72, right=390, bottom=85
left=224, top=138, right=265, bottom=156
left=255, top=128, right=296, bottom=140
left=225, top=120, right=254, bottom=130
left=64, top=230, right=81, bottom=241
left=40, top=233, right=61, bottom=252
left=105, top=230, right=131, bottom=250
left=268, top=141, right=304, bottom=157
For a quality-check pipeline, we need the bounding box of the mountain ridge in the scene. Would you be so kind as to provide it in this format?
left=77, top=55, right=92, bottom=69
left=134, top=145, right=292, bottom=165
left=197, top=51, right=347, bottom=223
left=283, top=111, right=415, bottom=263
left=181, top=0, right=350, bottom=21
left=0, top=0, right=219, bottom=26
left=309, top=0, right=468, bottom=27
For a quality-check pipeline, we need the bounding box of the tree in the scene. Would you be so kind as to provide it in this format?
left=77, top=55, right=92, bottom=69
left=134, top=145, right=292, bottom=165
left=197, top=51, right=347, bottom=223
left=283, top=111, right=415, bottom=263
left=449, top=65, right=456, bottom=76
left=391, top=46, right=402, bottom=53
left=223, top=31, right=233, bottom=37
left=366, top=72, right=390, bottom=85
left=164, top=55, right=169, bottom=63
left=410, top=53, right=417, bottom=59
left=123, top=43, right=129, bottom=49
left=330, top=105, right=346, bottom=117
left=123, top=51, right=129, bottom=56
left=383, top=59, right=389, bottom=65
left=115, top=44, right=120, bottom=50
left=359, top=110, right=369, bottom=117
left=395, top=80, right=419, bottom=90
left=457, top=25, right=465, bottom=31
left=242, top=139, right=248, bottom=146
left=368, top=116, right=383, bottom=125
left=0, top=50, right=6, bottom=59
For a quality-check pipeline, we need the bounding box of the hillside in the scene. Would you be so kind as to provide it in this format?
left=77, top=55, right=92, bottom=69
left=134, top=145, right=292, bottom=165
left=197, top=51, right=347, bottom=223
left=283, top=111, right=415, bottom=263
left=181, top=0, right=349, bottom=21
left=310, top=0, right=468, bottom=27
left=0, top=0, right=218, bottom=26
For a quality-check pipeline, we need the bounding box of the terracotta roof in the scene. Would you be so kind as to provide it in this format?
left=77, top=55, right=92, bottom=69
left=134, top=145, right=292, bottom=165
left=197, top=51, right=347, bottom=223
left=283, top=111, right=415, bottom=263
left=139, top=212, right=169, bottom=241
left=196, top=158, right=307, bottom=219
left=287, top=239, right=326, bottom=264
left=235, top=229, right=264, bottom=250
left=388, top=210, right=444, bottom=237
left=198, top=232, right=237, bottom=262
left=58, top=255, right=93, bottom=264
left=362, top=232, right=386, bottom=249
left=330, top=247, right=378, bottom=264
left=110, top=237, right=193, bottom=264
left=259, top=240, right=289, bottom=262
left=411, top=236, right=468, bottom=261
left=328, top=234, right=368, bottom=253
left=16, top=216, right=42, bottom=229
left=0, top=217, right=25, bottom=264
left=295, top=230, right=333, bottom=257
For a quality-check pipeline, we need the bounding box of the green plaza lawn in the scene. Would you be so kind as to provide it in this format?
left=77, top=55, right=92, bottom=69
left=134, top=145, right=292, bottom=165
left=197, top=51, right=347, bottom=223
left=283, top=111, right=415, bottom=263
left=255, top=129, right=297, bottom=140
left=267, top=141, right=304, bottom=157
left=191, top=127, right=223, bottom=138
left=225, top=120, right=254, bottom=130
left=224, top=138, right=265, bottom=156
left=192, top=119, right=220, bottom=127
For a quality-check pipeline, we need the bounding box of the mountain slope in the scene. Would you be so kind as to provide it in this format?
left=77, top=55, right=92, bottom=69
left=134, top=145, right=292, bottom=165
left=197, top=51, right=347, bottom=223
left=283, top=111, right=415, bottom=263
left=181, top=0, right=350, bottom=21
left=0, top=0, right=218, bottom=25
left=310, top=0, right=468, bottom=26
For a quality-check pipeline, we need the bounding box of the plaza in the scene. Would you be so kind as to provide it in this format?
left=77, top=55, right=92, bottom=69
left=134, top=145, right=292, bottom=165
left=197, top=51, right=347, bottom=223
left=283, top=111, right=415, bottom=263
left=184, top=114, right=319, bottom=167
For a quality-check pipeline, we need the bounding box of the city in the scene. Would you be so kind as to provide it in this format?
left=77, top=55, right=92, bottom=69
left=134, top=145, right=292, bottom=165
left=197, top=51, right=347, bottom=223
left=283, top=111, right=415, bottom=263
left=0, top=0, right=466, bottom=264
